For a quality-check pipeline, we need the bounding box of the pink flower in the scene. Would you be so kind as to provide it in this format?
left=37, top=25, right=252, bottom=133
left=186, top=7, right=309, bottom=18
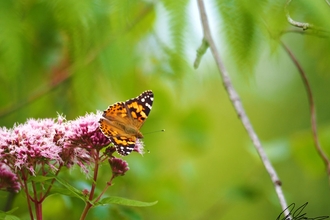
left=60, top=112, right=110, bottom=173
left=0, top=163, right=21, bottom=193
left=133, top=139, right=144, bottom=155
left=0, top=112, right=115, bottom=190
left=105, top=146, right=116, bottom=157
left=109, top=157, right=129, bottom=177
left=82, top=189, right=89, bottom=196
left=1, top=117, right=64, bottom=175
left=64, top=112, right=110, bottom=150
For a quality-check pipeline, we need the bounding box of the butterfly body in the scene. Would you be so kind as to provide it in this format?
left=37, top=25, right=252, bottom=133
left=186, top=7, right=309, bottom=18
left=99, top=90, right=153, bottom=156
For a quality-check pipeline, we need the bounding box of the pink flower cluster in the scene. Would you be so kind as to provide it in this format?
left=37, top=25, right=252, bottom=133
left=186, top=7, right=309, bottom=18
left=0, top=163, right=20, bottom=193
left=0, top=112, right=111, bottom=192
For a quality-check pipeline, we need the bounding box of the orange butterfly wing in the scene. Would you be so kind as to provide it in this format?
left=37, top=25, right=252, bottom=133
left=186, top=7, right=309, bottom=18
left=99, top=90, right=154, bottom=156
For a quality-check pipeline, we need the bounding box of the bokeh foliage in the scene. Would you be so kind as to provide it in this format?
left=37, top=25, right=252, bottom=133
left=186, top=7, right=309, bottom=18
left=1, top=0, right=330, bottom=219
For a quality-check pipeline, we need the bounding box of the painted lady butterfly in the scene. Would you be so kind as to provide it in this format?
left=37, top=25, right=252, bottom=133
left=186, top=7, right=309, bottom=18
left=99, top=90, right=154, bottom=156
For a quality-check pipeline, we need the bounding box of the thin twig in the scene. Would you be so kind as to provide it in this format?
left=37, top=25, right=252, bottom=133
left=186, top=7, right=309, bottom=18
left=285, top=0, right=329, bottom=35
left=285, top=0, right=313, bottom=30
left=93, top=174, right=115, bottom=204
left=196, top=0, right=290, bottom=216
left=281, top=29, right=330, bottom=38
left=280, top=41, right=330, bottom=180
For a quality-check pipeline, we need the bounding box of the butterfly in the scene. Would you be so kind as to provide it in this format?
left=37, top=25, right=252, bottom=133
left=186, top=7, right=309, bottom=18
left=99, top=90, right=154, bottom=156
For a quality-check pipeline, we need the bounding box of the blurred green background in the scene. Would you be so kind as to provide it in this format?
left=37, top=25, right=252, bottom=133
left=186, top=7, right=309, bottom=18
left=1, top=0, right=330, bottom=219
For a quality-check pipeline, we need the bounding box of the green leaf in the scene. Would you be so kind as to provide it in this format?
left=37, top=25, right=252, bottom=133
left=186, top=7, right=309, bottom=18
left=0, top=208, right=20, bottom=220
left=29, top=175, right=55, bottom=183
left=0, top=207, right=18, bottom=215
left=97, top=196, right=157, bottom=207
left=54, top=176, right=86, bottom=202
left=216, top=0, right=263, bottom=73
left=3, top=215, right=21, bottom=220
left=49, top=186, right=82, bottom=199
left=194, top=38, right=209, bottom=69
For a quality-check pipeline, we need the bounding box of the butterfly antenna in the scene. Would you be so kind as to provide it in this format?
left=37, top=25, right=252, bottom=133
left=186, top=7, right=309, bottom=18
left=144, top=129, right=165, bottom=135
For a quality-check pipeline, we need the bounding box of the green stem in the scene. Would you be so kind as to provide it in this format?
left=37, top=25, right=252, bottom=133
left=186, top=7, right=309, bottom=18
left=40, top=165, right=62, bottom=203
left=35, top=201, right=42, bottom=220
left=80, top=150, right=100, bottom=220
left=281, top=41, right=330, bottom=178
left=94, top=174, right=115, bottom=204
left=32, top=181, right=43, bottom=220
left=22, top=173, right=34, bottom=220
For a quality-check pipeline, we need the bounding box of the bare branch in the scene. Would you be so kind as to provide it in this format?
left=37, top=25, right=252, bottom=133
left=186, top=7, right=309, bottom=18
left=196, top=0, right=290, bottom=216
left=281, top=41, right=330, bottom=181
